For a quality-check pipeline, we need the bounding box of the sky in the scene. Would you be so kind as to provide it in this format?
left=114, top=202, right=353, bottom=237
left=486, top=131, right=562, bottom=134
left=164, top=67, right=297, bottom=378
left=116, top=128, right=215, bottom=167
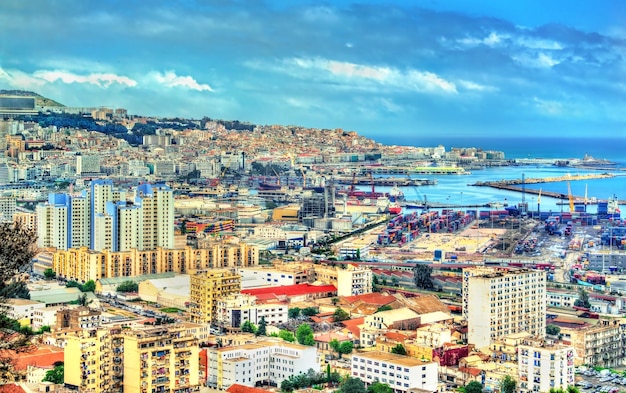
left=1, top=0, right=625, bottom=141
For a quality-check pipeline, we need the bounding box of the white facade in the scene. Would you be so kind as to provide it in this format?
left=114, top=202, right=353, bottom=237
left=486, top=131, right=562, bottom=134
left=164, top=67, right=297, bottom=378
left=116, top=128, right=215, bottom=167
left=1, top=298, right=46, bottom=325
left=518, top=344, right=575, bottom=393
left=237, top=267, right=303, bottom=289
left=361, top=308, right=419, bottom=347
left=0, top=196, right=16, bottom=222
left=207, top=340, right=318, bottom=389
left=351, top=351, right=438, bottom=393
left=463, top=267, right=546, bottom=349
left=215, top=294, right=288, bottom=328
left=93, top=213, right=113, bottom=251
left=32, top=306, right=65, bottom=330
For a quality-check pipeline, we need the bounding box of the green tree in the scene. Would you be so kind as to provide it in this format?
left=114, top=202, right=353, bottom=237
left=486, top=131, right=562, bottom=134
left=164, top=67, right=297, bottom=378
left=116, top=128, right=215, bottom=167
left=567, top=386, right=581, bottom=393
left=278, top=329, right=295, bottom=342
left=333, top=307, right=350, bottom=322
left=43, top=268, right=56, bottom=280
left=0, top=222, right=38, bottom=383
left=116, top=280, right=139, bottom=293
left=281, top=378, right=294, bottom=392
left=81, top=280, right=96, bottom=293
left=338, top=341, right=353, bottom=358
left=546, top=324, right=561, bottom=336
left=296, top=323, right=315, bottom=346
left=331, top=297, right=339, bottom=306
left=340, top=376, right=366, bottom=393
left=464, top=381, right=483, bottom=393
left=256, top=316, right=267, bottom=336
left=549, top=389, right=566, bottom=393
left=74, top=293, right=92, bottom=307
left=288, top=307, right=301, bottom=319
left=241, top=320, right=257, bottom=333
left=390, top=344, right=407, bottom=355
left=42, top=364, right=64, bottom=384
left=501, top=375, right=516, bottom=393
left=376, top=304, right=392, bottom=313
left=367, top=381, right=393, bottom=393
left=574, top=288, right=591, bottom=309
left=301, top=307, right=319, bottom=317
left=391, top=277, right=399, bottom=287
left=413, top=264, right=434, bottom=290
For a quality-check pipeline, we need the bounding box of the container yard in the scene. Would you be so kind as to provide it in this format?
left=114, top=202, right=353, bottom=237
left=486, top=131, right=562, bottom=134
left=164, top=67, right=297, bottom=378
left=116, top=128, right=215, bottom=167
left=376, top=209, right=476, bottom=246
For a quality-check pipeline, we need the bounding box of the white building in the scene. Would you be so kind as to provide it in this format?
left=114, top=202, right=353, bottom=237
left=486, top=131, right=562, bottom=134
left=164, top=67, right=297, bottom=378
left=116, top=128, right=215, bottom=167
left=463, top=267, right=546, bottom=349
left=361, top=308, right=420, bottom=347
left=314, top=263, right=373, bottom=297
left=207, top=340, right=318, bottom=389
left=0, top=196, right=16, bottom=222
left=75, top=154, right=101, bottom=175
left=215, top=293, right=288, bottom=328
left=1, top=298, right=46, bottom=326
left=351, top=351, right=438, bottom=393
left=518, top=343, right=575, bottom=393
left=237, top=266, right=306, bottom=289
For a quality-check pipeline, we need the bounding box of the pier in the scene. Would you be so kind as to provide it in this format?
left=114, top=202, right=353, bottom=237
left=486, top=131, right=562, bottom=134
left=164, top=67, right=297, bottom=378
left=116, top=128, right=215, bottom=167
left=472, top=173, right=619, bottom=187
left=333, top=176, right=436, bottom=187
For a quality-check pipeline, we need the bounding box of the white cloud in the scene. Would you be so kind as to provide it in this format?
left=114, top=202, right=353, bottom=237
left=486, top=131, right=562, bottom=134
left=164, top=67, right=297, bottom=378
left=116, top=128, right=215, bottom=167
left=258, top=57, right=457, bottom=94
left=513, top=52, right=561, bottom=68
left=33, top=70, right=137, bottom=87
left=516, top=37, right=563, bottom=50
left=0, top=67, right=47, bottom=89
left=458, top=32, right=509, bottom=47
left=533, top=97, right=562, bottom=115
left=458, top=80, right=496, bottom=92
left=152, top=71, right=213, bottom=91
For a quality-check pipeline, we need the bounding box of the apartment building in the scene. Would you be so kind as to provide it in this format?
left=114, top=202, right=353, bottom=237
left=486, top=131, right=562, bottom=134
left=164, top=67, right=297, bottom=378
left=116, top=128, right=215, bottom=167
left=463, top=267, right=546, bottom=349
left=351, top=351, right=438, bottom=393
left=52, top=242, right=258, bottom=283
left=64, top=324, right=199, bottom=393
left=237, top=265, right=310, bottom=288
left=361, top=308, right=420, bottom=347
left=206, top=340, right=318, bottom=389
left=56, top=306, right=102, bottom=330
left=0, top=298, right=46, bottom=326
left=215, top=293, right=288, bottom=328
left=36, top=180, right=174, bottom=252
left=560, top=319, right=626, bottom=367
left=314, top=263, right=373, bottom=297
left=0, top=195, right=16, bottom=222
left=123, top=326, right=199, bottom=393
left=189, top=269, right=241, bottom=324
left=518, top=342, right=575, bottom=393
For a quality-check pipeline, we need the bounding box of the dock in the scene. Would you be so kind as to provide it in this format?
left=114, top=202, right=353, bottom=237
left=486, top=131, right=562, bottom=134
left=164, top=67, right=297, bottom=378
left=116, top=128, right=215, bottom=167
left=333, top=176, right=436, bottom=187
left=473, top=182, right=626, bottom=205
left=472, top=173, right=619, bottom=187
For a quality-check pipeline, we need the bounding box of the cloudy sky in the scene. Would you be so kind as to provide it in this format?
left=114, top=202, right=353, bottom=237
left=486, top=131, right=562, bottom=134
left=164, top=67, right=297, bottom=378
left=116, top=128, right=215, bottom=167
left=1, top=0, right=625, bottom=141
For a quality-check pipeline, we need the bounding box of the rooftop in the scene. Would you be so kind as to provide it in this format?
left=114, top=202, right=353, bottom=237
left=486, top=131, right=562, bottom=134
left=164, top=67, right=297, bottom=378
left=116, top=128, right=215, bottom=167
left=242, top=283, right=336, bottom=297
left=353, top=351, right=433, bottom=366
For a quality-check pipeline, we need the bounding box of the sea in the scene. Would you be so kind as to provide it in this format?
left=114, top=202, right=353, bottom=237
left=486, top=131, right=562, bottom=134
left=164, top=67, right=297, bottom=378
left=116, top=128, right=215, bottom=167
left=363, top=136, right=626, bottom=215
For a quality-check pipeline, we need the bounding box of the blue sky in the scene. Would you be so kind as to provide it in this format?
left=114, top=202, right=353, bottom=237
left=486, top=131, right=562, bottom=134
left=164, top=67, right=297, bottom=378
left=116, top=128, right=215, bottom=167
left=1, top=0, right=625, bottom=141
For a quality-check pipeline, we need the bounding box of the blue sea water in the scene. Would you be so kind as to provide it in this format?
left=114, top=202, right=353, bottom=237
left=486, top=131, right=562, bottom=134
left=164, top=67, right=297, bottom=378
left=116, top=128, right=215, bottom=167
left=363, top=136, right=626, bottom=214
left=373, top=136, right=626, bottom=163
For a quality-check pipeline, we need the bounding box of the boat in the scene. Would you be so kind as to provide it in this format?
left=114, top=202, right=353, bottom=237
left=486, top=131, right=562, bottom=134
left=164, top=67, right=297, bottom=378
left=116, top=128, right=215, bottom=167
left=388, top=202, right=402, bottom=215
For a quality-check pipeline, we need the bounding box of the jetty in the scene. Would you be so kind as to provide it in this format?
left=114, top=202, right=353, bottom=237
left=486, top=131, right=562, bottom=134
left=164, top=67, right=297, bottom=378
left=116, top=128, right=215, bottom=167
left=472, top=173, right=618, bottom=187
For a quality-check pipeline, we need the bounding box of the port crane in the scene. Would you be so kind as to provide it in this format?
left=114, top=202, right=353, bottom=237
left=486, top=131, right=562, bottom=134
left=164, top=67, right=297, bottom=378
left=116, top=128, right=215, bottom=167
left=567, top=181, right=575, bottom=213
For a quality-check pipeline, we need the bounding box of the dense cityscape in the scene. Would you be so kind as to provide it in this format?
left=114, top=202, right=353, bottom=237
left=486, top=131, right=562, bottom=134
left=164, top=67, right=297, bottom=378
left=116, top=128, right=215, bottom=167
left=0, top=90, right=625, bottom=393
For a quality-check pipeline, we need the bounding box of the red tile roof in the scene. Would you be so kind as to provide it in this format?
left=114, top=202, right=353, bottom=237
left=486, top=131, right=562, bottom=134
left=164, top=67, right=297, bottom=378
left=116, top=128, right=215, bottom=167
left=341, top=317, right=364, bottom=337
left=13, top=345, right=64, bottom=371
left=0, top=384, right=27, bottom=393
left=227, top=384, right=271, bottom=393
left=242, top=283, right=336, bottom=297
left=342, top=292, right=395, bottom=306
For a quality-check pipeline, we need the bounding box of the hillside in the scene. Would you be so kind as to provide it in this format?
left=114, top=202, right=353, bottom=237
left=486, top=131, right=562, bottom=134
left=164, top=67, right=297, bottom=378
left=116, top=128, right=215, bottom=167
left=0, top=90, right=64, bottom=107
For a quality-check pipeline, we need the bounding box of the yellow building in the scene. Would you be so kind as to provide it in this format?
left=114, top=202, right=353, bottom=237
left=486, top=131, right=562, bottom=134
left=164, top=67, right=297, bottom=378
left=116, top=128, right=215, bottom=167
left=64, top=324, right=199, bottom=393
left=189, top=269, right=241, bottom=324
left=64, top=327, right=124, bottom=392
left=375, top=335, right=433, bottom=361
left=123, top=325, right=199, bottom=393
left=53, top=242, right=258, bottom=283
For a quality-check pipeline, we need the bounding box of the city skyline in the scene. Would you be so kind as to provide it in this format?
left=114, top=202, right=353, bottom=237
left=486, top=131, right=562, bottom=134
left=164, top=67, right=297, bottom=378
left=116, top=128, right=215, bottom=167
left=1, top=0, right=625, bottom=140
